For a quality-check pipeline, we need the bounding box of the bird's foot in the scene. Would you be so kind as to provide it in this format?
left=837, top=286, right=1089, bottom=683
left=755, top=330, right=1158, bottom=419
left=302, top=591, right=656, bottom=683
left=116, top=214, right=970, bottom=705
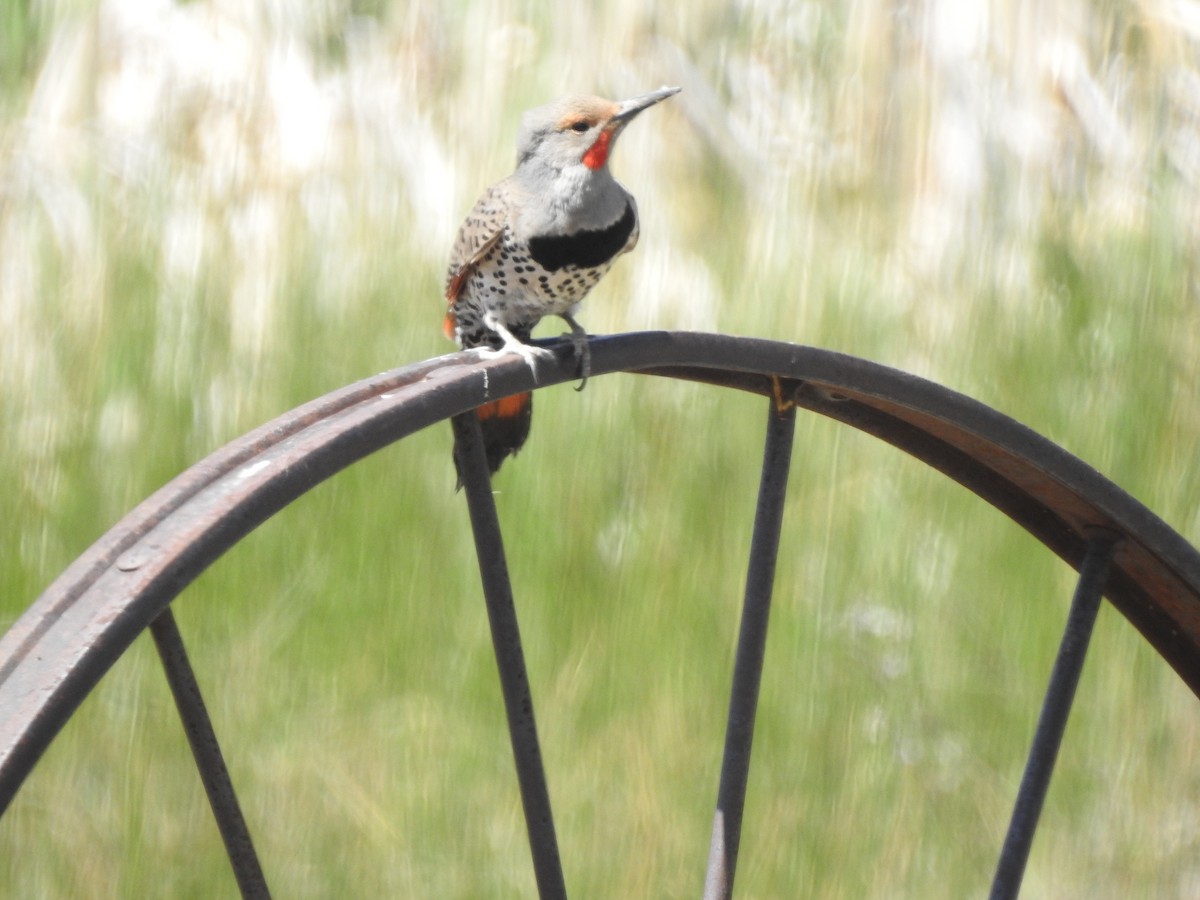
left=476, top=341, right=553, bottom=378
left=479, top=313, right=552, bottom=381
left=559, top=313, right=591, bottom=392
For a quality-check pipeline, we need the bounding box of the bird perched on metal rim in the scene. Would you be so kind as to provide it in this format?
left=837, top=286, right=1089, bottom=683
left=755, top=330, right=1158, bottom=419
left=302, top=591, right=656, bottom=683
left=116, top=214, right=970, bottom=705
left=444, top=85, right=681, bottom=480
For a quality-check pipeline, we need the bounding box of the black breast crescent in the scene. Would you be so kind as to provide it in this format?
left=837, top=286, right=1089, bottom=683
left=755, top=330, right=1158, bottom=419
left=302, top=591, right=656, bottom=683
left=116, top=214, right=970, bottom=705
left=527, top=201, right=636, bottom=272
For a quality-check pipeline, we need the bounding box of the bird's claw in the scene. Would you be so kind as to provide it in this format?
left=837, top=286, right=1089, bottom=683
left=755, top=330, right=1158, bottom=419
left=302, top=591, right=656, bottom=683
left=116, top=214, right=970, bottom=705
left=479, top=312, right=553, bottom=382
left=476, top=342, right=553, bottom=380
left=559, top=314, right=591, bottom=391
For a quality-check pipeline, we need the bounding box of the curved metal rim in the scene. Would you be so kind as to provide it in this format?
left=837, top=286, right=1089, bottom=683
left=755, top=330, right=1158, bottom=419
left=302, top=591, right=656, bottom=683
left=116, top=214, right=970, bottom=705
left=2, top=330, right=1199, bottom=812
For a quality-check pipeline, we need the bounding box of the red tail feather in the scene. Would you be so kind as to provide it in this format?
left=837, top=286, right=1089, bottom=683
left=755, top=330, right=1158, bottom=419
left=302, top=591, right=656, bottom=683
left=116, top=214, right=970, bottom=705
left=454, top=392, right=533, bottom=486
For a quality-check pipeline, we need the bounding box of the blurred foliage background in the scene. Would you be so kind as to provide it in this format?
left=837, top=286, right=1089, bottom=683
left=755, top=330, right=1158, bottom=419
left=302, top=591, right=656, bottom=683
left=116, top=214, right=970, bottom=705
left=2, top=0, right=1200, bottom=896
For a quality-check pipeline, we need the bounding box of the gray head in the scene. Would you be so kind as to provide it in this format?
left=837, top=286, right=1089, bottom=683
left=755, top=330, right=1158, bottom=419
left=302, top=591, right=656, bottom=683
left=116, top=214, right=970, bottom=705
left=515, top=86, right=681, bottom=174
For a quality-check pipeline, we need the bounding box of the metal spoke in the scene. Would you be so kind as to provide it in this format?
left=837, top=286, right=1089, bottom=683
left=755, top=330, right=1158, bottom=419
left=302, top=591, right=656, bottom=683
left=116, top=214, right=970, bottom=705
left=451, top=411, right=567, bottom=900
left=149, top=609, right=271, bottom=899
left=989, top=532, right=1119, bottom=900
left=704, top=399, right=797, bottom=900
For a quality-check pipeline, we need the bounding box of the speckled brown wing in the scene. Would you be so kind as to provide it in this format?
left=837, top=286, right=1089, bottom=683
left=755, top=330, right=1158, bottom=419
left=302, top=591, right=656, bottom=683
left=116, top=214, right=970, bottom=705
left=443, top=184, right=508, bottom=342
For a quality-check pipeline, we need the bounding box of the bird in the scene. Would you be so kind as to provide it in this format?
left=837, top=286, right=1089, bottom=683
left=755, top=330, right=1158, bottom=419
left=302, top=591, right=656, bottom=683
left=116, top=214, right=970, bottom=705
left=444, top=85, right=681, bottom=480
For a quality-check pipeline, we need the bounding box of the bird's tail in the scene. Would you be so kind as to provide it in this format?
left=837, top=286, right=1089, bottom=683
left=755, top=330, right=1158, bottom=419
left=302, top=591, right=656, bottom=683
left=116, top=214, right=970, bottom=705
left=454, top=392, right=533, bottom=487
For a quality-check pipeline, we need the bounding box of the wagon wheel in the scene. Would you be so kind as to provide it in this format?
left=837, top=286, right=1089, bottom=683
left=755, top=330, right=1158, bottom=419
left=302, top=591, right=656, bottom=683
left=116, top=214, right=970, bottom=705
left=2, top=331, right=1198, bottom=898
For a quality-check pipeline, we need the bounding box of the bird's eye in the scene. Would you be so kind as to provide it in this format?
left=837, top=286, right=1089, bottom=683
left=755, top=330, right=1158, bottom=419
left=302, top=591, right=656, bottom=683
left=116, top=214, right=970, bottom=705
left=569, top=121, right=590, bottom=133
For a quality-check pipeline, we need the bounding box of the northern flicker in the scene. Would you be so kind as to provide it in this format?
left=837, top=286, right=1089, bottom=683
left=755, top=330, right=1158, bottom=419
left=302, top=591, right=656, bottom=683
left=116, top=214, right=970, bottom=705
left=445, top=86, right=681, bottom=478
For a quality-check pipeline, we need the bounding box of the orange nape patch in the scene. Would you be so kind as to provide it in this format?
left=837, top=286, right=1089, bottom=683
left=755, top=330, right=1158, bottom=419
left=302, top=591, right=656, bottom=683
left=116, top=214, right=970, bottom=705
left=442, top=311, right=457, bottom=340
left=476, top=392, right=531, bottom=421
left=582, top=129, right=613, bottom=169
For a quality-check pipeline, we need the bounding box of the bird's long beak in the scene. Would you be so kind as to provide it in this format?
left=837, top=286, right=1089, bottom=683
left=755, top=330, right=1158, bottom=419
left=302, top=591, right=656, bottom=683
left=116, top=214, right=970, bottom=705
left=610, top=86, right=681, bottom=129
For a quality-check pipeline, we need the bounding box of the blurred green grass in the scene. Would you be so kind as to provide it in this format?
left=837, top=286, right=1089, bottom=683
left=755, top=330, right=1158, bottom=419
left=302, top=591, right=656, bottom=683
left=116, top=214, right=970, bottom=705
left=3, top=0, right=1200, bottom=896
